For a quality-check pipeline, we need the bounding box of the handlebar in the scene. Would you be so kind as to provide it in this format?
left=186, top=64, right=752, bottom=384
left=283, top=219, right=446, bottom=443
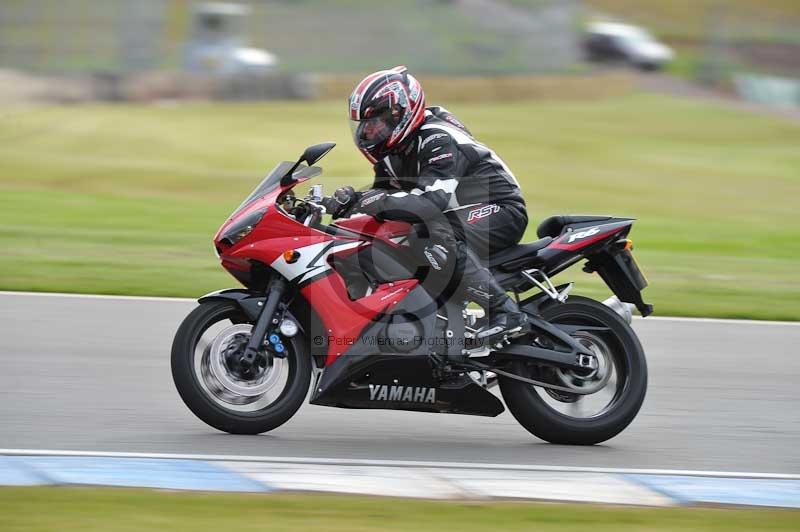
left=291, top=185, right=331, bottom=228
left=296, top=184, right=362, bottom=227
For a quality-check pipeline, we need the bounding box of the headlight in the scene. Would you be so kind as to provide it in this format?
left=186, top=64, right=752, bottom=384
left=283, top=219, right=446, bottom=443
left=220, top=208, right=266, bottom=246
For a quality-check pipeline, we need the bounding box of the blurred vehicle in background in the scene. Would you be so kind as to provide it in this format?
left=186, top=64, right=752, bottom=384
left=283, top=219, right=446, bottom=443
left=184, top=2, right=278, bottom=77
left=583, top=22, right=674, bottom=71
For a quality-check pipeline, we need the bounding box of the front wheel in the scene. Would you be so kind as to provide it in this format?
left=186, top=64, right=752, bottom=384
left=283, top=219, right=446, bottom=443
left=171, top=300, right=311, bottom=434
left=499, top=295, right=647, bottom=445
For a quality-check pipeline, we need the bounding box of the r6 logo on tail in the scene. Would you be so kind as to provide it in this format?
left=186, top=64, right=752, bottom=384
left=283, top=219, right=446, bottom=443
left=567, top=226, right=600, bottom=243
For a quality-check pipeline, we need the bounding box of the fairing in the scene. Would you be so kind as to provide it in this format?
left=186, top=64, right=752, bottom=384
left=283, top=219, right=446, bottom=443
left=213, top=168, right=420, bottom=366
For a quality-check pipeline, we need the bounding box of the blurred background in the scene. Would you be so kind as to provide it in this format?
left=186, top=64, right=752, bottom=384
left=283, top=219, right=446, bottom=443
left=2, top=0, right=799, bottom=99
left=0, top=0, right=798, bottom=320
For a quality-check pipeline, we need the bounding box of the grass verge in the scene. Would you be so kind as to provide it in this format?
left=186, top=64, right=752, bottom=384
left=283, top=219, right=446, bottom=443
left=1, top=487, right=798, bottom=532
left=0, top=94, right=798, bottom=319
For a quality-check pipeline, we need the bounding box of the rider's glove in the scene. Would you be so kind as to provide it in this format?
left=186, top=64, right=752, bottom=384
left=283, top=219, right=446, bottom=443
left=357, top=189, right=388, bottom=219
left=322, top=186, right=359, bottom=219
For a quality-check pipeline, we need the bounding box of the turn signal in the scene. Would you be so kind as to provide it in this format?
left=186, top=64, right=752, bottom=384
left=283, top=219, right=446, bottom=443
left=623, top=239, right=634, bottom=251
left=283, top=249, right=300, bottom=263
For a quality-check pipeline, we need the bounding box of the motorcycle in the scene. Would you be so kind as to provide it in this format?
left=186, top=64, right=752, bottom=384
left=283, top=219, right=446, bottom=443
left=171, top=142, right=652, bottom=445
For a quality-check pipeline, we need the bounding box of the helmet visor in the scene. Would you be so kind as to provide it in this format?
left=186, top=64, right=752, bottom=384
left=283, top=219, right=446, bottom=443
left=350, top=108, right=398, bottom=157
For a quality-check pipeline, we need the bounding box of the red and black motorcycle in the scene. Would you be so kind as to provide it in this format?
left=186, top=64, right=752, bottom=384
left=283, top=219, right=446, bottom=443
left=172, top=143, right=652, bottom=445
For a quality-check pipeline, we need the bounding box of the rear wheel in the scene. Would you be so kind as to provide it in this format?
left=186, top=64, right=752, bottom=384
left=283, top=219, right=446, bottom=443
left=171, top=300, right=311, bottom=434
left=499, top=295, right=647, bottom=445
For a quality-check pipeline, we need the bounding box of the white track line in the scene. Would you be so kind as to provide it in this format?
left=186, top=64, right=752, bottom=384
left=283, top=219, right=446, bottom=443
left=2, top=290, right=798, bottom=326
left=632, top=315, right=800, bottom=327
left=1, top=449, right=798, bottom=479
left=0, top=291, right=191, bottom=304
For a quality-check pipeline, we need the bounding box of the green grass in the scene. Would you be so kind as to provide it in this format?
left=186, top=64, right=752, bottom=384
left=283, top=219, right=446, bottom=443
left=0, top=94, right=798, bottom=319
left=1, top=487, right=798, bottom=532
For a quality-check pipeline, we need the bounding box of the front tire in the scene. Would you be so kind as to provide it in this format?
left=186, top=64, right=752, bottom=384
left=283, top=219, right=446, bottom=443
left=500, top=295, right=647, bottom=445
left=171, top=300, right=311, bottom=434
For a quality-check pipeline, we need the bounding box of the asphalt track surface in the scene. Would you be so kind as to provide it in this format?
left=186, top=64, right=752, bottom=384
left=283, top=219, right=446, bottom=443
left=1, top=292, right=798, bottom=474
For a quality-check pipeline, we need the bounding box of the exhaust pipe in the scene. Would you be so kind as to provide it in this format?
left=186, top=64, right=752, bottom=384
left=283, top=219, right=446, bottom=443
left=603, top=296, right=635, bottom=324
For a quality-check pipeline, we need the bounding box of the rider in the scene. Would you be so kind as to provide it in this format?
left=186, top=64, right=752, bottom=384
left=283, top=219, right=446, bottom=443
left=327, top=66, right=529, bottom=341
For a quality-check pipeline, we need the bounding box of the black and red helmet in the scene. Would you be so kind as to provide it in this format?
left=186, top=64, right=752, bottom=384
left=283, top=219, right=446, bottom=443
left=348, top=66, right=426, bottom=163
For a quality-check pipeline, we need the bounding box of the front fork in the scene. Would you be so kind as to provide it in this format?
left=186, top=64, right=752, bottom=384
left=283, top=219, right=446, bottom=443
left=241, top=277, right=288, bottom=370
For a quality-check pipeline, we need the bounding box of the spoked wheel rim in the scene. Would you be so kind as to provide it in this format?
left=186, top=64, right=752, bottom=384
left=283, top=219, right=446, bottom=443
left=532, top=315, right=629, bottom=420
left=193, top=308, right=294, bottom=413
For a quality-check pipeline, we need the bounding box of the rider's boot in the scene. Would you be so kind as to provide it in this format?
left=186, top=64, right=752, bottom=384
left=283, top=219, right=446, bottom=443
left=477, top=294, right=529, bottom=342
left=460, top=247, right=529, bottom=343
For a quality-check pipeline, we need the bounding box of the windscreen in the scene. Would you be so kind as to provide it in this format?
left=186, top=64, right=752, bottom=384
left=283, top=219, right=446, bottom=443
left=231, top=162, right=321, bottom=217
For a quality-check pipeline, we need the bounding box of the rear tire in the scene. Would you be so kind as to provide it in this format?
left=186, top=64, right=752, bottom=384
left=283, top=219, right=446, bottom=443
left=499, top=296, right=647, bottom=445
left=171, top=300, right=311, bottom=434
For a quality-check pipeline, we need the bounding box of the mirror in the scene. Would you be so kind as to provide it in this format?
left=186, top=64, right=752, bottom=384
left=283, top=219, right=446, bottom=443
left=301, top=142, right=336, bottom=166
left=281, top=142, right=336, bottom=186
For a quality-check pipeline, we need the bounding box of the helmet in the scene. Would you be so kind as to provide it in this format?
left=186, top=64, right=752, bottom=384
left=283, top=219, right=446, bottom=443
left=348, top=66, right=426, bottom=163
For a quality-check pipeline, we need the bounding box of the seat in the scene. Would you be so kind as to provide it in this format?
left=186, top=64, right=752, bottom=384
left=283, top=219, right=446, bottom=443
left=536, top=215, right=613, bottom=239
left=484, top=237, right=552, bottom=269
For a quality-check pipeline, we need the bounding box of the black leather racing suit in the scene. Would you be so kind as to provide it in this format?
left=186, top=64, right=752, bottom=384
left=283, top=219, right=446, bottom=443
left=357, top=106, right=528, bottom=318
